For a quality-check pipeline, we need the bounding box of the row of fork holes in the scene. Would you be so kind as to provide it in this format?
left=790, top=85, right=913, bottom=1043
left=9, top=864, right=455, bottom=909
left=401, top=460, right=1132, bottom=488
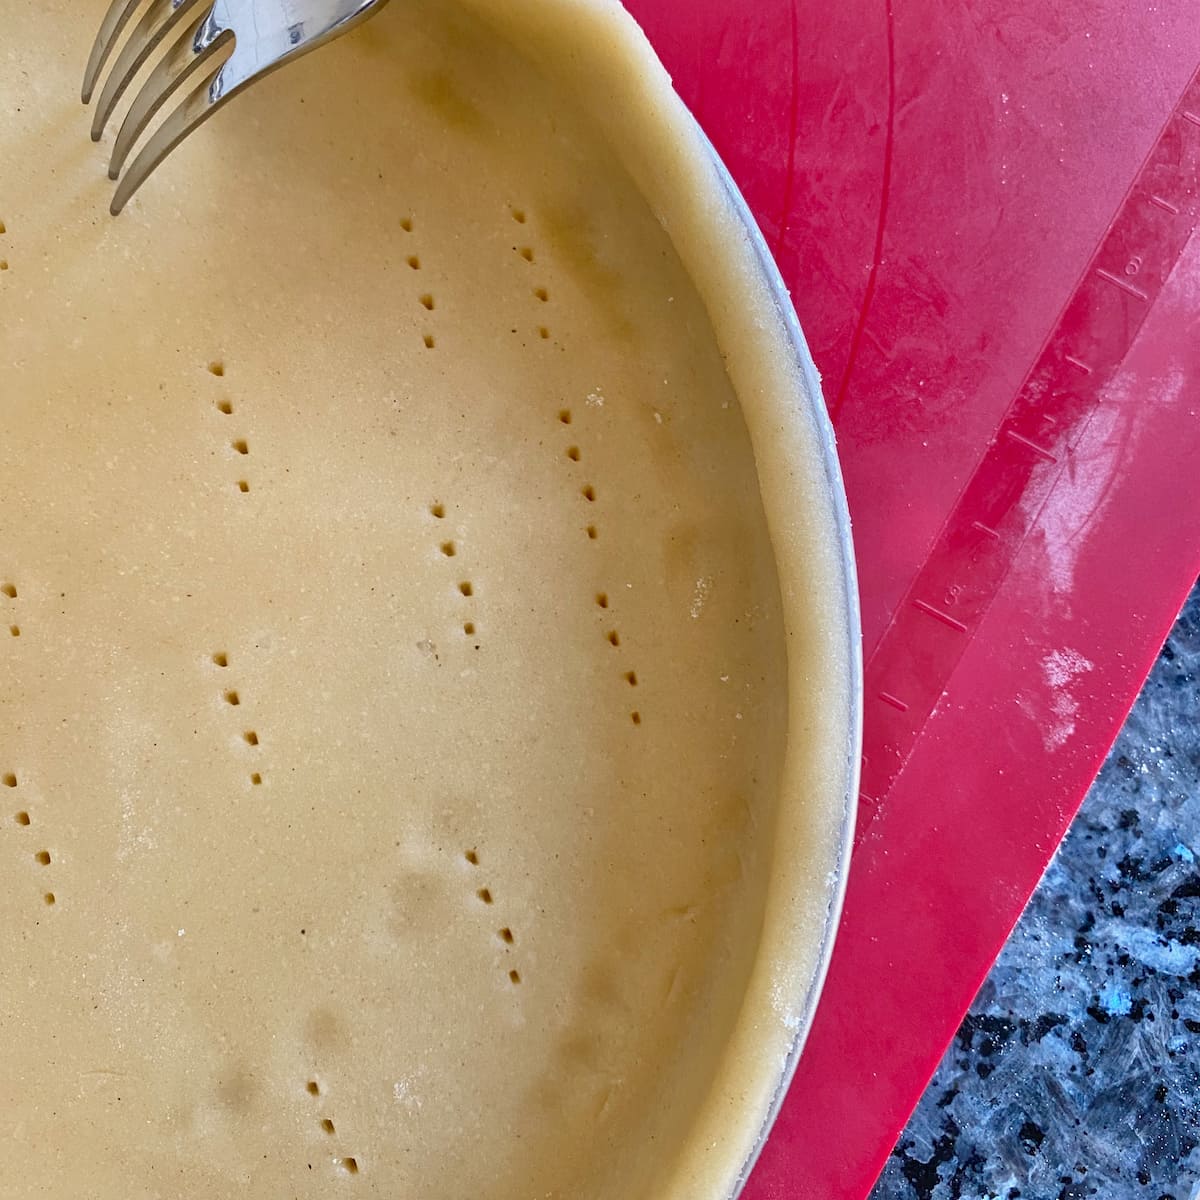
left=0, top=217, right=7, bottom=271
left=560, top=411, right=598, bottom=540
left=2, top=582, right=18, bottom=637
left=431, top=504, right=477, bottom=640
left=402, top=208, right=549, bottom=344
left=465, top=849, right=521, bottom=984
left=209, top=362, right=251, bottom=492
left=4, top=774, right=54, bottom=905
left=510, top=207, right=551, bottom=342
left=305, top=1079, right=358, bottom=1175
left=204, top=379, right=258, bottom=772
left=560, top=410, right=641, bottom=724
left=213, top=653, right=262, bottom=784
left=400, top=218, right=437, bottom=350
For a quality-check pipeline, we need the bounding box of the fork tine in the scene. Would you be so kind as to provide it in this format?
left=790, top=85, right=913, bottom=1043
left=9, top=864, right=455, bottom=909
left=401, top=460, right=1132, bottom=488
left=108, top=11, right=222, bottom=179
left=110, top=30, right=235, bottom=215
left=90, top=0, right=210, bottom=143
left=82, top=0, right=145, bottom=105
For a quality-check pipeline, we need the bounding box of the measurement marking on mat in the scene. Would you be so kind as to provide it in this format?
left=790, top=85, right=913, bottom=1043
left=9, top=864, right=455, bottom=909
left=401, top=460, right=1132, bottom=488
left=1149, top=194, right=1181, bottom=215
left=860, top=64, right=1200, bottom=819
left=1095, top=267, right=1149, bottom=301
left=911, top=600, right=968, bottom=634
left=1004, top=428, right=1057, bottom=463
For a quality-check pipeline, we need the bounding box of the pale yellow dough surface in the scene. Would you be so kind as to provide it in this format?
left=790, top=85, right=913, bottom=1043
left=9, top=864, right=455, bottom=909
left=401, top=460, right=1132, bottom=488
left=0, top=3, right=856, bottom=1198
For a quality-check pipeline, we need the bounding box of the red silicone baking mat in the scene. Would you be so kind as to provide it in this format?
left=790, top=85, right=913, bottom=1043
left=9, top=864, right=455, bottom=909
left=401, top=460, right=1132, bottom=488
left=622, top=1, right=1200, bottom=1194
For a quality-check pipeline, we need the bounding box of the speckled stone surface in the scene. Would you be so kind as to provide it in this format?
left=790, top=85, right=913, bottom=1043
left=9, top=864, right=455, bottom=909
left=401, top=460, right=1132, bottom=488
left=871, top=581, right=1200, bottom=1200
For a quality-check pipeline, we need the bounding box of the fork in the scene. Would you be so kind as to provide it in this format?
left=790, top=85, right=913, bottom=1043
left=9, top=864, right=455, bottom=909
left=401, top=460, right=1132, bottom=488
left=83, top=0, right=390, bottom=215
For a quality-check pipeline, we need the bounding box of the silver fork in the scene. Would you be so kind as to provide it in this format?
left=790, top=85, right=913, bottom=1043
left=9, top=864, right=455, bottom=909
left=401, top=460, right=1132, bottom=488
left=83, top=0, right=390, bottom=215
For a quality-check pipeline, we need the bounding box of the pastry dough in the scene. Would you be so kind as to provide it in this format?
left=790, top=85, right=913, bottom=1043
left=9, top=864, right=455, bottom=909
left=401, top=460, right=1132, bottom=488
left=0, top=2, right=856, bottom=1197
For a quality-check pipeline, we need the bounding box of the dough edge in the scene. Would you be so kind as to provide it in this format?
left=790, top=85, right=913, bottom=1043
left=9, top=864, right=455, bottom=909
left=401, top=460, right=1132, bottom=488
left=452, top=3, right=863, bottom=1195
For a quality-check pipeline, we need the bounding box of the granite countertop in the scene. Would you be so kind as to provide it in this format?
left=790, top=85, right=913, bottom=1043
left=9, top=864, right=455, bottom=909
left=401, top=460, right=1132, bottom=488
left=872, top=581, right=1200, bottom=1200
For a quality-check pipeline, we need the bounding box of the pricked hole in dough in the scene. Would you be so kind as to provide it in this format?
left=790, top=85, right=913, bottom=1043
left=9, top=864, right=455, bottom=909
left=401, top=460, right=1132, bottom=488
left=419, top=294, right=435, bottom=310
left=250, top=773, right=262, bottom=786
left=237, top=480, right=250, bottom=493
left=511, top=207, right=527, bottom=224
left=631, top=711, right=642, bottom=725
left=212, top=652, right=228, bottom=667
left=34, top=851, right=51, bottom=865
left=306, top=1081, right=321, bottom=1097
left=423, top=334, right=436, bottom=349
left=0, top=220, right=5, bottom=233
left=607, top=630, right=620, bottom=647
left=566, top=446, right=581, bottom=461
left=458, top=581, right=473, bottom=597
left=406, top=255, right=421, bottom=270
left=2, top=773, right=15, bottom=788
left=430, top=502, right=445, bottom=519
left=538, top=326, right=550, bottom=339
left=440, top=541, right=456, bottom=557
left=477, top=888, right=493, bottom=905
left=43, top=893, right=56, bottom=906
left=243, top=731, right=260, bottom=746
left=581, top=485, right=596, bottom=502
left=1, top=584, right=15, bottom=598
left=9, top=625, right=19, bottom=637
left=518, top=247, right=534, bottom=262
left=464, top=849, right=479, bottom=865
left=216, top=399, right=233, bottom=415
left=499, top=927, right=514, bottom=944
left=463, top=622, right=476, bottom=636
left=596, top=593, right=608, bottom=609
left=15, top=811, right=30, bottom=826
left=0, top=262, right=8, bottom=272
left=624, top=671, right=638, bottom=687
left=558, top=409, right=571, bottom=424
left=586, top=525, right=598, bottom=540
left=400, top=216, right=413, bottom=232
left=232, top=439, right=249, bottom=455
left=208, top=362, right=225, bottom=377
left=533, top=287, right=549, bottom=302
left=338, top=1158, right=359, bottom=1175
left=224, top=690, right=240, bottom=706
left=509, top=969, right=521, bottom=984
left=320, top=1119, right=336, bottom=1135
